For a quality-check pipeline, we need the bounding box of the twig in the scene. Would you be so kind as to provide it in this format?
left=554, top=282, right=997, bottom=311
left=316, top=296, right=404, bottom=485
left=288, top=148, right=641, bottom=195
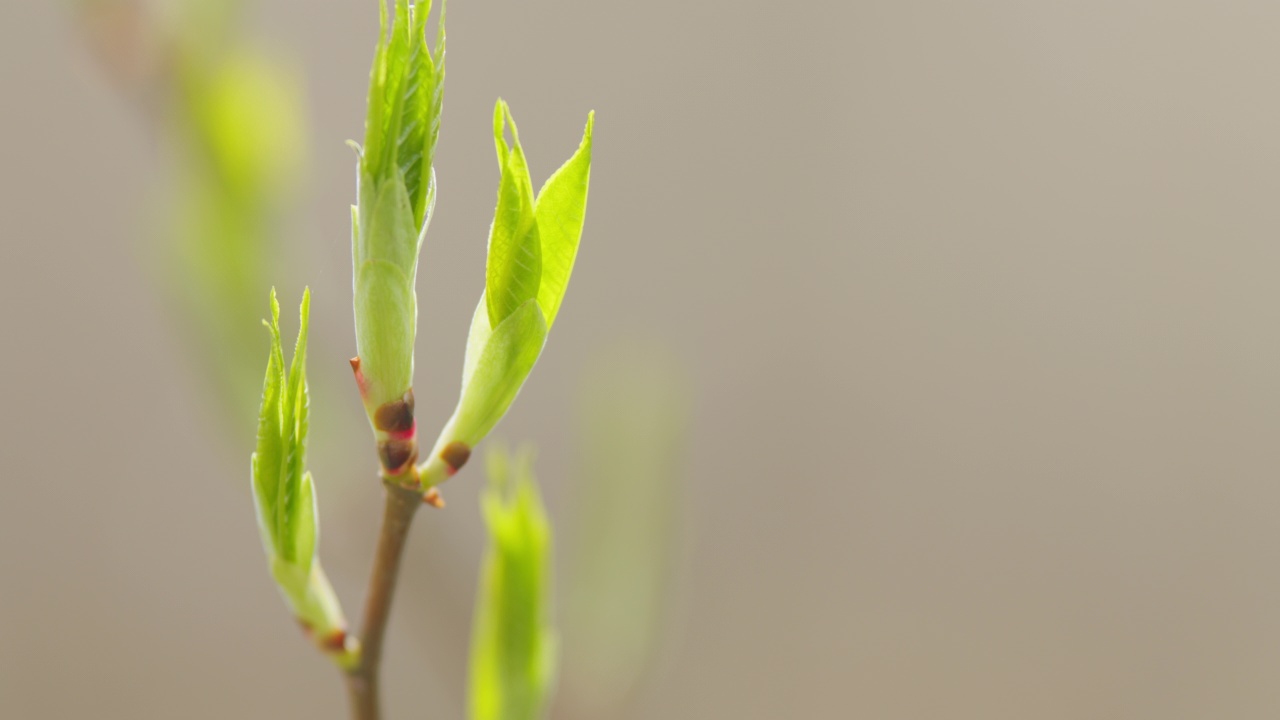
left=345, top=482, right=423, bottom=720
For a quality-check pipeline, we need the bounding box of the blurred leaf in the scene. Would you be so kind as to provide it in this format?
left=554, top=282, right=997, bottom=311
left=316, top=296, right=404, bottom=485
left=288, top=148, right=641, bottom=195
left=184, top=48, right=305, bottom=204
left=558, top=342, right=689, bottom=717
left=158, top=11, right=307, bottom=427
left=469, top=447, right=557, bottom=720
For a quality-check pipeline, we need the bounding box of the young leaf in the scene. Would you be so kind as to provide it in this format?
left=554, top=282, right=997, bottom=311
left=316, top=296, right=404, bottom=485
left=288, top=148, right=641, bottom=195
left=362, top=0, right=444, bottom=226
left=360, top=172, right=419, bottom=276
left=352, top=0, right=445, bottom=436
left=420, top=300, right=547, bottom=485
left=354, top=258, right=417, bottom=407
left=250, top=289, right=353, bottom=664
left=469, top=448, right=557, bottom=720
left=278, top=287, right=311, bottom=565
left=252, top=290, right=285, bottom=542
left=485, top=101, right=542, bottom=328
left=533, top=112, right=593, bottom=329
left=453, top=300, right=547, bottom=445
left=417, top=109, right=596, bottom=490
left=462, top=290, right=493, bottom=390
left=398, top=0, right=444, bottom=229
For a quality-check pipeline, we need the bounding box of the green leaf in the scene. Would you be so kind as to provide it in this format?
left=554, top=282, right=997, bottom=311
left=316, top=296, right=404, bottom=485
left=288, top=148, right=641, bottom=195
left=418, top=109, right=594, bottom=488
left=360, top=171, right=419, bottom=277
left=419, top=298, right=547, bottom=487
left=252, top=289, right=285, bottom=544
left=293, top=471, right=318, bottom=578
left=250, top=288, right=312, bottom=565
left=277, top=288, right=311, bottom=564
left=350, top=204, right=360, bottom=274
left=361, top=0, right=390, bottom=181
left=469, top=447, right=557, bottom=720
left=533, top=112, right=593, bottom=329
left=398, top=0, right=445, bottom=229
left=418, top=169, right=438, bottom=258
left=451, top=299, right=547, bottom=448
left=485, top=101, right=542, bottom=328
left=354, top=258, right=417, bottom=408
left=362, top=0, right=445, bottom=227
left=249, top=289, right=351, bottom=662
left=463, top=290, right=493, bottom=390
left=352, top=0, right=445, bottom=423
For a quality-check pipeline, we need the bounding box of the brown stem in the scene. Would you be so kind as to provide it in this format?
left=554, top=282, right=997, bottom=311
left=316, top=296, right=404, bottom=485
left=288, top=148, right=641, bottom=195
left=345, top=482, right=422, bottom=720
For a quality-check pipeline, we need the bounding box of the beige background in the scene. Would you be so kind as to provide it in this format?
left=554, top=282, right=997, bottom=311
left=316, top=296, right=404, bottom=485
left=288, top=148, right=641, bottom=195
left=5, top=1, right=1280, bottom=718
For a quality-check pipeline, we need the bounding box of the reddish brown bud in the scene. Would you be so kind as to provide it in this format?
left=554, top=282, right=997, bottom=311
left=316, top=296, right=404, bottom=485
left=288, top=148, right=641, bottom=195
left=349, top=356, right=361, bottom=373
left=374, top=390, right=416, bottom=433
left=320, top=629, right=349, bottom=653
left=379, top=438, right=417, bottom=474
left=440, top=441, right=471, bottom=474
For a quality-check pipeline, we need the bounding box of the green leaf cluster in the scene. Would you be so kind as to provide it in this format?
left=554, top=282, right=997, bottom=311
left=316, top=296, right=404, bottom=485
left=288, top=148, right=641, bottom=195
left=469, top=448, right=557, bottom=720
left=421, top=103, right=593, bottom=484
left=352, top=0, right=446, bottom=411
left=250, top=289, right=350, bottom=659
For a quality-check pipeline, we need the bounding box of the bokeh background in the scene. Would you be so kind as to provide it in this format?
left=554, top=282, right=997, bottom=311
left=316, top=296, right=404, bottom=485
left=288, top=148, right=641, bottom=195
left=5, top=1, right=1280, bottom=718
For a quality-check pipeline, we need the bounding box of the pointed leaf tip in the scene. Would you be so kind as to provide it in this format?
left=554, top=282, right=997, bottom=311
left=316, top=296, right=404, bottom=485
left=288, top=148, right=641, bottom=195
left=532, top=111, right=594, bottom=328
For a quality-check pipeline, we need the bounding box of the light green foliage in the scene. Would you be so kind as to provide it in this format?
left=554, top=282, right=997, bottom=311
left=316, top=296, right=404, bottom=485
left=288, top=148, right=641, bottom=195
left=420, top=106, right=592, bottom=485
left=182, top=49, right=303, bottom=208
left=532, top=112, right=593, bottom=328
left=486, top=102, right=542, bottom=327
left=561, top=345, right=688, bottom=713
left=352, top=0, right=445, bottom=411
left=432, top=299, right=548, bottom=464
left=251, top=289, right=349, bottom=657
left=485, top=102, right=593, bottom=330
left=362, top=0, right=444, bottom=228
left=469, top=448, right=557, bottom=720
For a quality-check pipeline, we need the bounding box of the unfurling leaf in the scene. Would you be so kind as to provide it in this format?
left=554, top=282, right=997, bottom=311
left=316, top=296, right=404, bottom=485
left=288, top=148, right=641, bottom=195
left=468, top=447, right=557, bottom=720
left=486, top=101, right=542, bottom=328
left=352, top=0, right=445, bottom=434
left=418, top=106, right=594, bottom=489
left=250, top=288, right=354, bottom=666
left=421, top=300, right=547, bottom=483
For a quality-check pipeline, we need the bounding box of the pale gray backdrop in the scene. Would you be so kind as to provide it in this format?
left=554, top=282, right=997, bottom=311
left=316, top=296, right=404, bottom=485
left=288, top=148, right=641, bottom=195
left=3, top=1, right=1280, bottom=718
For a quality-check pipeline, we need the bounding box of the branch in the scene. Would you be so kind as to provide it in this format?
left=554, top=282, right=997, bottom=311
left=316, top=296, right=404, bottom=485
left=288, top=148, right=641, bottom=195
left=344, top=482, right=423, bottom=720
